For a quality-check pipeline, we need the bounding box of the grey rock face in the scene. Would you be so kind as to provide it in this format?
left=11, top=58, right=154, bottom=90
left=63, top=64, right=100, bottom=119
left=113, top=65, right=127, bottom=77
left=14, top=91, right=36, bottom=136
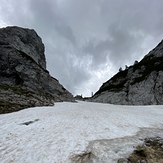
left=91, top=40, right=163, bottom=105
left=0, top=26, right=74, bottom=113
left=0, top=26, right=46, bottom=69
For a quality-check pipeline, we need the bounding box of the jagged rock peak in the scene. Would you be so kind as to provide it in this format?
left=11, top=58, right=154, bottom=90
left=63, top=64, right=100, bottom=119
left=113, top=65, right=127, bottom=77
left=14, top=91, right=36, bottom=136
left=0, top=26, right=46, bottom=69
left=146, top=39, right=163, bottom=58
left=0, top=26, right=74, bottom=114
left=90, top=40, right=163, bottom=105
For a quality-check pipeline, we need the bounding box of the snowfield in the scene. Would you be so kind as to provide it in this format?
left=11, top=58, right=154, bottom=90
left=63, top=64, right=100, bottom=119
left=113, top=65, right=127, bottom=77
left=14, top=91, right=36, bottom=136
left=0, top=101, right=163, bottom=163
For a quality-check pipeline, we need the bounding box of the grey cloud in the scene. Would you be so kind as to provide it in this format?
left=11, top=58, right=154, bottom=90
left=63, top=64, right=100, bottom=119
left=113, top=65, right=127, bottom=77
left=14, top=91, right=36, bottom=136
left=82, top=26, right=143, bottom=70
left=107, top=26, right=144, bottom=67
left=0, top=0, right=30, bottom=26
left=0, top=0, right=76, bottom=44
left=80, top=0, right=163, bottom=71
left=83, top=39, right=110, bottom=68
left=54, top=23, right=76, bottom=44
left=101, top=0, right=163, bottom=35
left=28, top=0, right=76, bottom=44
left=0, top=0, right=163, bottom=96
left=45, top=45, right=91, bottom=95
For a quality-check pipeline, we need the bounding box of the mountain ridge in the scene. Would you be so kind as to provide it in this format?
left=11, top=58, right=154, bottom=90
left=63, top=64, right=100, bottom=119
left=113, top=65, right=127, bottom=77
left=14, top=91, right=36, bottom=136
left=90, top=40, right=163, bottom=105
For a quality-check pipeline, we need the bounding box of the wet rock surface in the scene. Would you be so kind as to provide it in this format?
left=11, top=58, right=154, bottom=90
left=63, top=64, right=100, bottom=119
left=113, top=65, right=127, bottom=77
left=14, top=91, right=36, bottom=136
left=0, top=26, right=74, bottom=114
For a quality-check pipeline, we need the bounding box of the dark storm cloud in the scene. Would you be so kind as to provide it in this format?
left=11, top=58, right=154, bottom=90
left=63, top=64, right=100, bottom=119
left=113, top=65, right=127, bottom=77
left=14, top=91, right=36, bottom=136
left=0, top=0, right=163, bottom=96
left=28, top=0, right=76, bottom=44
left=82, top=0, right=163, bottom=69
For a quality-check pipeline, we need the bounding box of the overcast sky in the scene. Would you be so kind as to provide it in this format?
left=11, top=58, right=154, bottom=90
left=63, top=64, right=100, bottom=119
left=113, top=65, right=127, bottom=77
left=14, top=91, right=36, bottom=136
left=0, top=0, right=163, bottom=97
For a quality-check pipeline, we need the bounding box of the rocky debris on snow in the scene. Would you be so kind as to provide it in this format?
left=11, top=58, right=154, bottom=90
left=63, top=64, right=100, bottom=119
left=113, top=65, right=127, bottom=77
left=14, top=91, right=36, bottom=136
left=71, top=137, right=163, bottom=163
left=119, top=137, right=163, bottom=163
left=20, top=119, right=39, bottom=126
left=0, top=26, right=74, bottom=114
left=71, top=151, right=93, bottom=163
left=70, top=128, right=163, bottom=163
left=90, top=40, right=163, bottom=105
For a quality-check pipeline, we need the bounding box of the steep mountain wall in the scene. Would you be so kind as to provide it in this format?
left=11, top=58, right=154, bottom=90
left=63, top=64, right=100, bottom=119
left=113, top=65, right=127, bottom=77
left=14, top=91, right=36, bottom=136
left=0, top=26, right=74, bottom=113
left=91, top=40, right=163, bottom=105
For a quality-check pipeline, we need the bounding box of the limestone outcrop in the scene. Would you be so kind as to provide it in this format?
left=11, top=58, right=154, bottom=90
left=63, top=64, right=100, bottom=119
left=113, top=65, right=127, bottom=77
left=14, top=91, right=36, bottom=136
left=91, top=40, right=163, bottom=105
left=0, top=26, right=74, bottom=113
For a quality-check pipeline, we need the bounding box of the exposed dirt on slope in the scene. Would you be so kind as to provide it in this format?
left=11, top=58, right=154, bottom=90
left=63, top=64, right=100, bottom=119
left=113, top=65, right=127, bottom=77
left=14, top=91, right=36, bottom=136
left=126, top=137, right=163, bottom=163
left=70, top=128, right=163, bottom=163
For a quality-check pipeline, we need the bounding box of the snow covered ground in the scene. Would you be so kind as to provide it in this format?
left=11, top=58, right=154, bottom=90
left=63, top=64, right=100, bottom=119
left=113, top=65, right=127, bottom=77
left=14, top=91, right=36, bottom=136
left=0, top=101, right=163, bottom=163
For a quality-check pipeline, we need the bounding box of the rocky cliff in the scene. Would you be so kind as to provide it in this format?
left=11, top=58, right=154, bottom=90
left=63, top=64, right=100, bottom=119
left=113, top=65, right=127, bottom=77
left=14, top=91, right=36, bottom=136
left=91, top=40, right=163, bottom=105
left=0, top=26, right=74, bottom=114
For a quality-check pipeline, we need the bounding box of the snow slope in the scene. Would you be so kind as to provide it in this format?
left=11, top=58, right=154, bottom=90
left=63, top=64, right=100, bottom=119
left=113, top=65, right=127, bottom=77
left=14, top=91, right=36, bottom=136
left=0, top=101, right=163, bottom=163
